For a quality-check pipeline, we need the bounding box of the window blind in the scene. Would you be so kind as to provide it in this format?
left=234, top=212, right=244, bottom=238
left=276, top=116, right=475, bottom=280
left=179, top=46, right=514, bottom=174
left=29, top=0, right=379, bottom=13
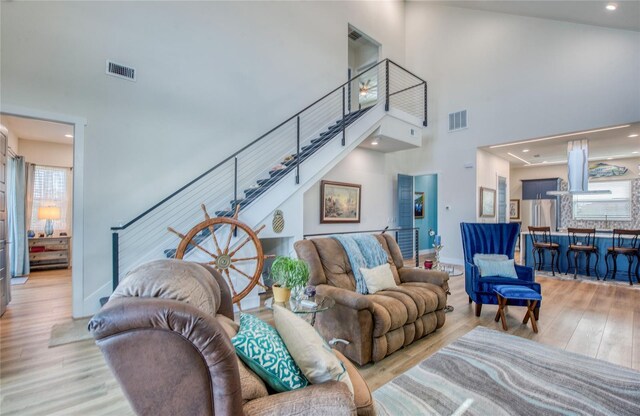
left=30, top=166, right=70, bottom=233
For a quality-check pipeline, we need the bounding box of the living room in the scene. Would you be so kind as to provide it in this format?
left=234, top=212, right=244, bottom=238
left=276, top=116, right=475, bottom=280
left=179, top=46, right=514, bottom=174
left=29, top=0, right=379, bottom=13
left=1, top=1, right=639, bottom=415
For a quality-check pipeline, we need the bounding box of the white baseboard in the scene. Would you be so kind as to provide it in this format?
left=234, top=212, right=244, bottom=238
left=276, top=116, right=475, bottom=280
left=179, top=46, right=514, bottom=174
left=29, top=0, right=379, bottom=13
left=419, top=249, right=435, bottom=255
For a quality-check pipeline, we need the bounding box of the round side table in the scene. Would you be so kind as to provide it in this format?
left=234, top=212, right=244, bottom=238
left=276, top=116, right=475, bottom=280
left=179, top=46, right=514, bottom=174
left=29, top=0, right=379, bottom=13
left=264, top=294, right=335, bottom=326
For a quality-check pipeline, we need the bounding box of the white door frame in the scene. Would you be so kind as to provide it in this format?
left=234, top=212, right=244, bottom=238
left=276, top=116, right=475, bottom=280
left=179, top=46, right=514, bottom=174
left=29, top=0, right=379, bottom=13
left=1, top=105, right=86, bottom=318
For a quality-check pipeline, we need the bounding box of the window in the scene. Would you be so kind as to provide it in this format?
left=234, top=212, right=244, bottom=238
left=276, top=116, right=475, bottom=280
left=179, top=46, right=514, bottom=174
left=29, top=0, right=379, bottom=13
left=572, top=180, right=632, bottom=221
left=30, top=166, right=71, bottom=233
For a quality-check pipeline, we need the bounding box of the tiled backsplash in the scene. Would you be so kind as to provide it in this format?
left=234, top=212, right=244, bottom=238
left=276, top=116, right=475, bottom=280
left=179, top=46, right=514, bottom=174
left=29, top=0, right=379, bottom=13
left=559, top=178, right=640, bottom=230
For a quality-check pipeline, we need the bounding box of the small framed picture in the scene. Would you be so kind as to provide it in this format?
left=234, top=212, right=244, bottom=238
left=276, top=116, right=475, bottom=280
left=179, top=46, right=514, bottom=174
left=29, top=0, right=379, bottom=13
left=414, top=192, right=425, bottom=219
left=479, top=187, right=496, bottom=218
left=509, top=199, right=521, bottom=220
left=320, top=180, right=361, bottom=223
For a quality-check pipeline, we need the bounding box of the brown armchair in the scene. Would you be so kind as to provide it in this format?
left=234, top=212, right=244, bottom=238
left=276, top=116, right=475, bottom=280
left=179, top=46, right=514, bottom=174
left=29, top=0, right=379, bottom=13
left=295, top=234, right=449, bottom=365
left=89, top=259, right=375, bottom=416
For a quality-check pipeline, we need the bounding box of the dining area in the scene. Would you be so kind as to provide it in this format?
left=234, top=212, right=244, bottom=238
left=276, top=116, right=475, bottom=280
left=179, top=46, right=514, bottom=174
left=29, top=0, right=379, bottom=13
left=521, top=227, right=640, bottom=285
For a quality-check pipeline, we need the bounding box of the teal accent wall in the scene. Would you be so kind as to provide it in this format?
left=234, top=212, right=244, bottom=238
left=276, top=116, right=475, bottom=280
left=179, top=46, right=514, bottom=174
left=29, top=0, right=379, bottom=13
left=415, top=174, right=438, bottom=251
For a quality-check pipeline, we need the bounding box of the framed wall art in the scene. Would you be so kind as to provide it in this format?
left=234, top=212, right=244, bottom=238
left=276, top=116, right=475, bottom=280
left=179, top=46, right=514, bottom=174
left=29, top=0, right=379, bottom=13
left=509, top=199, right=520, bottom=220
left=320, top=180, right=361, bottom=223
left=414, top=192, right=425, bottom=219
left=479, top=187, right=496, bottom=218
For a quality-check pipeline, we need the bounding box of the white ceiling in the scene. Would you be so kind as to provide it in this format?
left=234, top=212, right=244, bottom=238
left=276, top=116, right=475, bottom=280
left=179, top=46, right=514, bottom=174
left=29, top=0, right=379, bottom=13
left=0, top=115, right=74, bottom=145
left=482, top=122, right=640, bottom=166
left=437, top=1, right=640, bottom=32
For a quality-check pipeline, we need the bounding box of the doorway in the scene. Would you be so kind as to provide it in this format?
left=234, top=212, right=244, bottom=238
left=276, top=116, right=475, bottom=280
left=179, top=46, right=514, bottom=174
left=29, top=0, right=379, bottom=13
left=414, top=174, right=438, bottom=255
left=0, top=112, right=81, bottom=317
left=347, top=25, right=380, bottom=112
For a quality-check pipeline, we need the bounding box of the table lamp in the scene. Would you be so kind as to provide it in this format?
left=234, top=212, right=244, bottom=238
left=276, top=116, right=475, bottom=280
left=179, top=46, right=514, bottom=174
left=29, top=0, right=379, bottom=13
left=38, top=206, right=61, bottom=237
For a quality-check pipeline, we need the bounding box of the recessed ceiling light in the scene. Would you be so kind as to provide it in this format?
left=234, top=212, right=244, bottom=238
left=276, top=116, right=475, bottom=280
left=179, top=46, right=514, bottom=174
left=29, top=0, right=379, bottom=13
left=371, top=141, right=378, bottom=146
left=607, top=157, right=613, bottom=160
left=629, top=134, right=639, bottom=138
left=507, top=152, right=531, bottom=165
left=64, top=134, right=73, bottom=138
left=632, top=151, right=639, bottom=154
left=522, top=149, right=530, bottom=153
left=606, top=3, right=617, bottom=11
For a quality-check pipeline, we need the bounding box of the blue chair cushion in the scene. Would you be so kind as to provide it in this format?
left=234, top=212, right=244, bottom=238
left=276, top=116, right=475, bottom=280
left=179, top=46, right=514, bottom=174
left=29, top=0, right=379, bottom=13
left=494, top=285, right=542, bottom=301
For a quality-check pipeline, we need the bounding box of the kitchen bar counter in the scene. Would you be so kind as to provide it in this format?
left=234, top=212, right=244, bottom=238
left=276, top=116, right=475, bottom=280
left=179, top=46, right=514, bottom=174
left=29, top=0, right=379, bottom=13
left=521, top=230, right=637, bottom=280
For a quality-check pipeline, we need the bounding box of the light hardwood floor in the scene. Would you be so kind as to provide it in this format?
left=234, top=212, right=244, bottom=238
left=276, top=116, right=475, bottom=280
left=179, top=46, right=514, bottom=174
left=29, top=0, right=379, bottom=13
left=2, top=268, right=640, bottom=415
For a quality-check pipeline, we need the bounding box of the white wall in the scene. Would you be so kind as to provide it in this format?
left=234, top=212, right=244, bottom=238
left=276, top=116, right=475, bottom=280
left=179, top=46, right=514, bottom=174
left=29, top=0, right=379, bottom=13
left=304, top=147, right=394, bottom=235
left=18, top=139, right=73, bottom=167
left=1, top=2, right=407, bottom=316
left=387, top=3, right=640, bottom=263
left=5, top=129, right=19, bottom=155
left=476, top=149, right=510, bottom=222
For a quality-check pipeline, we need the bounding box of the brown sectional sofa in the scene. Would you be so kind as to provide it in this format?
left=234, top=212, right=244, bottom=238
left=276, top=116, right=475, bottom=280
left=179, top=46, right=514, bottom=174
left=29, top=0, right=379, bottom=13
left=295, top=234, right=449, bottom=366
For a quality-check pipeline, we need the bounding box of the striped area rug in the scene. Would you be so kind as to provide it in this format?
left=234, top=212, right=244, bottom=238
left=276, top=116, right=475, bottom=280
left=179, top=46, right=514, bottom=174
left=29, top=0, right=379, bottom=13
left=374, top=327, right=640, bottom=416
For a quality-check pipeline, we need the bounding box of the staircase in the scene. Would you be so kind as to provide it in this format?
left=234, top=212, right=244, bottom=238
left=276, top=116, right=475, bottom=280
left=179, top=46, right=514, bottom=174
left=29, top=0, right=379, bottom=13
left=110, top=59, right=427, bottom=291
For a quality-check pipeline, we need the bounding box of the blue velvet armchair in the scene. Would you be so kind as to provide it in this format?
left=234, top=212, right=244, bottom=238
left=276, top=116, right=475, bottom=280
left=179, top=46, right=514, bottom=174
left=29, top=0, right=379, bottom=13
left=460, top=222, right=540, bottom=317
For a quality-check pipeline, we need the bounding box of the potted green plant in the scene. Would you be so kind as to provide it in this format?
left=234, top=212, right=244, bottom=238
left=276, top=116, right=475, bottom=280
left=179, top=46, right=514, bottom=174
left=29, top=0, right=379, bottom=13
left=270, top=256, right=310, bottom=303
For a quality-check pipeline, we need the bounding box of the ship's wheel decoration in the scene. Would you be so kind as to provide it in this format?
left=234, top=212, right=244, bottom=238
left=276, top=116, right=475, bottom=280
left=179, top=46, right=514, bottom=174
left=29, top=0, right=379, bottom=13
left=168, top=204, right=272, bottom=305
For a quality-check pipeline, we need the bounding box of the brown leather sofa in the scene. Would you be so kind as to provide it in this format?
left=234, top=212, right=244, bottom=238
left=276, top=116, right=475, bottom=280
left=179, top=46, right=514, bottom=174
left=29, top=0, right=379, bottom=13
left=295, top=234, right=449, bottom=365
left=89, top=259, right=375, bottom=416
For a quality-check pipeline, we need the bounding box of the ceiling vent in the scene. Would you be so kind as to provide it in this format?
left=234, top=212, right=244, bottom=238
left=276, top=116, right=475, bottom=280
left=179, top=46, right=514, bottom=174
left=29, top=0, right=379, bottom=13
left=448, top=110, right=467, bottom=132
left=106, top=60, right=136, bottom=81
left=348, top=29, right=362, bottom=41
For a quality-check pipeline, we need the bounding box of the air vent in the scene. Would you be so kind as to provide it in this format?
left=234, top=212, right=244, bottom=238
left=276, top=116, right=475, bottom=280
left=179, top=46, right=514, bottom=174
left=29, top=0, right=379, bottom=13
left=348, top=29, right=362, bottom=41
left=106, top=60, right=136, bottom=81
left=448, top=110, right=468, bottom=132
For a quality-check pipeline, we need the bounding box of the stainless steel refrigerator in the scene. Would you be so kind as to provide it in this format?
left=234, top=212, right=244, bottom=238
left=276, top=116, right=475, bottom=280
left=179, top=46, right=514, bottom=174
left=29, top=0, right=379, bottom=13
left=521, top=199, right=558, bottom=231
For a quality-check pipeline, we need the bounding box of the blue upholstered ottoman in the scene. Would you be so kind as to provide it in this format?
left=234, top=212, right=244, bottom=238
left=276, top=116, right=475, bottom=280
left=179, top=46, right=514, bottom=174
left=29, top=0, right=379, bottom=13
left=493, top=285, right=542, bottom=333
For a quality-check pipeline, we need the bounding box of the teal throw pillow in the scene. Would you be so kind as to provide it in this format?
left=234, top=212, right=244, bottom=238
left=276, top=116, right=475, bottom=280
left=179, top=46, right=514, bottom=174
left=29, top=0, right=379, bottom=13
left=476, top=258, right=518, bottom=279
left=232, top=313, right=308, bottom=392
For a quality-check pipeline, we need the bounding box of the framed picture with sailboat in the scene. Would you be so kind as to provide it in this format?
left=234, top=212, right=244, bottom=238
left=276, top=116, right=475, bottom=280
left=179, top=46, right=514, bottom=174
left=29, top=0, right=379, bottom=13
left=320, top=180, right=361, bottom=223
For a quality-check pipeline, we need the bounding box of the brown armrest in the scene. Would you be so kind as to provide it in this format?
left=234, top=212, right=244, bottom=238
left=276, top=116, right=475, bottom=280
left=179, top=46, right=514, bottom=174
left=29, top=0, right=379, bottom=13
left=399, top=268, right=449, bottom=288
left=243, top=381, right=356, bottom=416
left=89, top=297, right=244, bottom=416
left=316, top=285, right=375, bottom=313
left=333, top=350, right=375, bottom=416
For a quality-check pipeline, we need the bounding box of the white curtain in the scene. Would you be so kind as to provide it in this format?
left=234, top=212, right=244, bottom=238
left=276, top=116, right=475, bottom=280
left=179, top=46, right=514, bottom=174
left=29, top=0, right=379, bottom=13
left=7, top=157, right=30, bottom=277
left=25, top=163, right=35, bottom=232
left=29, top=165, right=71, bottom=234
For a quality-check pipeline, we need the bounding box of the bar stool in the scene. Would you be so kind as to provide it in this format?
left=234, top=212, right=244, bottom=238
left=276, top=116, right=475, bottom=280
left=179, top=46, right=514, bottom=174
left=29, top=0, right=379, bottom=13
left=565, top=228, right=599, bottom=279
left=529, top=226, right=560, bottom=276
left=605, top=229, right=640, bottom=285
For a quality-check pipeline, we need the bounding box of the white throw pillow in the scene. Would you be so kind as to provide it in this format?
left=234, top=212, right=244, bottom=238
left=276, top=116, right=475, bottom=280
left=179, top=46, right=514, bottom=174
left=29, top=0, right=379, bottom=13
left=473, top=254, right=509, bottom=267
left=476, top=258, right=519, bottom=279
left=273, top=304, right=353, bottom=394
left=360, top=263, right=397, bottom=294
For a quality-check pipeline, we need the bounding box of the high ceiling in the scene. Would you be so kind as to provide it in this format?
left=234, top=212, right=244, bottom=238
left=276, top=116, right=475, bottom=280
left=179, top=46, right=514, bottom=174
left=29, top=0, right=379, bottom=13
left=437, top=1, right=640, bottom=32
left=0, top=115, right=74, bottom=145
left=482, top=122, right=640, bottom=166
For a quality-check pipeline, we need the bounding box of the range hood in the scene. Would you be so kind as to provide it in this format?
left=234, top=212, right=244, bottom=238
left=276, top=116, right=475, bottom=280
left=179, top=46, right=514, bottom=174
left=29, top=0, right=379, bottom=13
left=546, top=139, right=611, bottom=196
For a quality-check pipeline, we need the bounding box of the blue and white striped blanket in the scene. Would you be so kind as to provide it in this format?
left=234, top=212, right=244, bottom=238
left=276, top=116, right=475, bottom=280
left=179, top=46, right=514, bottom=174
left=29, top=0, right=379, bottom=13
left=332, top=234, right=389, bottom=294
